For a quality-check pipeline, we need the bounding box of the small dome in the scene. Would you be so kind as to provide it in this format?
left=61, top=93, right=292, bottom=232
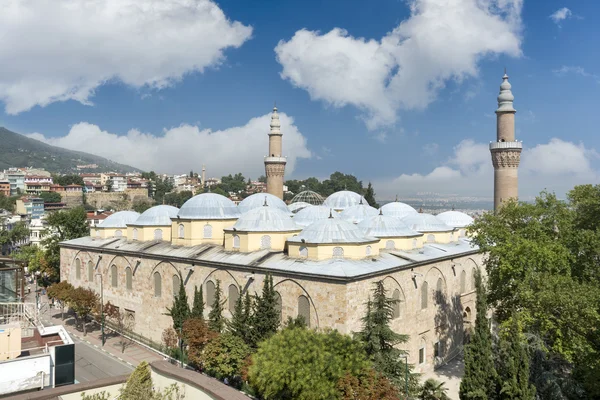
left=230, top=205, right=299, bottom=232
left=288, top=202, right=312, bottom=214
left=291, top=190, right=325, bottom=206
left=293, top=205, right=339, bottom=227
left=238, top=193, right=289, bottom=214
left=98, top=211, right=140, bottom=228
left=436, top=211, right=474, bottom=228
left=401, top=213, right=453, bottom=233
left=289, top=217, right=377, bottom=244
left=178, top=193, right=240, bottom=220
left=131, top=205, right=179, bottom=226
left=340, top=203, right=378, bottom=224
left=324, top=191, right=367, bottom=211
left=358, top=214, right=420, bottom=238
left=380, top=201, right=418, bottom=218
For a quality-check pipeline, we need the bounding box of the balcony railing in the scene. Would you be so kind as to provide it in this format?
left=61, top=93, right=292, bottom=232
left=489, top=141, right=522, bottom=150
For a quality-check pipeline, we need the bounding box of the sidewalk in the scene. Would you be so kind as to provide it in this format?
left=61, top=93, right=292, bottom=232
left=420, top=355, right=464, bottom=400
left=30, top=291, right=164, bottom=368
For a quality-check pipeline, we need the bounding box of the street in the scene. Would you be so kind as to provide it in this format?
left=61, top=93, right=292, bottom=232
left=73, top=337, right=133, bottom=383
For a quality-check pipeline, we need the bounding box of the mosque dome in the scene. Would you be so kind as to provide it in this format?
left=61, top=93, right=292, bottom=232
left=324, top=190, right=367, bottom=211
left=131, top=205, right=179, bottom=226
left=401, top=213, right=453, bottom=233
left=178, top=193, right=240, bottom=220
left=291, top=190, right=325, bottom=206
left=230, top=205, right=299, bottom=232
left=238, top=193, right=289, bottom=214
left=379, top=201, right=418, bottom=218
left=340, top=203, right=378, bottom=224
left=98, top=211, right=140, bottom=229
left=358, top=213, right=420, bottom=238
left=436, top=211, right=474, bottom=228
left=293, top=205, right=339, bottom=227
left=289, top=217, right=377, bottom=244
left=288, top=202, right=312, bottom=214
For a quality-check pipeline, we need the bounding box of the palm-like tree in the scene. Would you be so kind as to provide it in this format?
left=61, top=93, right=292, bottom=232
left=419, top=379, right=450, bottom=400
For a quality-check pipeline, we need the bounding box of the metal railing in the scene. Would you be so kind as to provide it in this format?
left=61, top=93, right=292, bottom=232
left=489, top=141, right=522, bottom=150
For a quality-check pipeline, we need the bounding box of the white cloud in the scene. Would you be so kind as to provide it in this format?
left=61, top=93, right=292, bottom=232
left=550, top=7, right=572, bottom=24
left=0, top=0, right=252, bottom=114
left=275, top=0, right=522, bottom=130
left=27, top=113, right=312, bottom=178
left=376, top=138, right=599, bottom=198
left=422, top=143, right=439, bottom=156
left=553, top=66, right=600, bottom=83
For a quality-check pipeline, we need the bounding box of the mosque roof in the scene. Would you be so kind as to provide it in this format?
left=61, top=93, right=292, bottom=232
left=323, top=190, right=367, bottom=211
left=287, top=202, right=312, bottom=213
left=293, top=205, right=339, bottom=227
left=130, top=205, right=179, bottom=226
left=436, top=211, right=474, bottom=228
left=340, top=203, right=379, bottom=224
left=238, top=193, right=289, bottom=214
left=290, top=190, right=325, bottom=206
left=401, top=213, right=454, bottom=233
left=379, top=201, right=418, bottom=218
left=288, top=217, right=377, bottom=245
left=98, top=211, right=140, bottom=229
left=227, top=205, right=300, bottom=232
left=357, top=213, right=421, bottom=238
left=178, top=193, right=240, bottom=220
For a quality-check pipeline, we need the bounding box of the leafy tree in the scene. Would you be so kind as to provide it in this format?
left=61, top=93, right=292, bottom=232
left=202, top=332, right=251, bottom=381
left=38, top=191, right=62, bottom=203
left=249, top=327, right=371, bottom=400
left=337, top=368, right=401, bottom=400
left=166, top=278, right=190, bottom=331
left=0, top=193, right=17, bottom=212
left=420, top=379, right=451, bottom=400
left=208, top=280, right=225, bottom=333
left=120, top=361, right=153, bottom=399
left=321, top=171, right=363, bottom=196
left=69, top=287, right=99, bottom=335
left=257, top=175, right=267, bottom=183
left=283, top=315, right=307, bottom=330
left=219, top=173, right=246, bottom=194
left=249, top=274, right=279, bottom=347
left=162, top=327, right=178, bottom=350
left=104, top=301, right=134, bottom=353
left=132, top=200, right=154, bottom=213
left=47, top=280, right=74, bottom=320
left=54, top=174, right=84, bottom=186
left=191, top=285, right=204, bottom=320
left=459, top=270, right=497, bottom=400
left=0, top=221, right=29, bottom=251
left=163, top=190, right=193, bottom=208
left=363, top=182, right=380, bottom=208
left=183, top=318, right=217, bottom=368
left=210, top=187, right=227, bottom=197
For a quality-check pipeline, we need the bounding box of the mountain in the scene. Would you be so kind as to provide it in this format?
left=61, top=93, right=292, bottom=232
left=0, top=127, right=140, bottom=173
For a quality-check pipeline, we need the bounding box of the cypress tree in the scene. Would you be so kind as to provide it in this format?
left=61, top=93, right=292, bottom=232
left=191, top=285, right=204, bottom=320
left=460, top=270, right=498, bottom=400
left=166, top=278, right=190, bottom=332
left=363, top=182, right=380, bottom=208
left=228, top=286, right=247, bottom=340
left=208, top=279, right=225, bottom=333
left=249, top=274, right=280, bottom=347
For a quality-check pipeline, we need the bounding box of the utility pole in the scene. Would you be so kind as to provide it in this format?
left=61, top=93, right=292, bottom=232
left=95, top=273, right=105, bottom=346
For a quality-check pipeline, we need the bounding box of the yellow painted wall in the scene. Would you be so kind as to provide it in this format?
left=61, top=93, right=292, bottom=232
left=288, top=241, right=379, bottom=260
left=94, top=227, right=127, bottom=239
left=422, top=231, right=455, bottom=244
left=376, top=235, right=424, bottom=250
left=127, top=225, right=172, bottom=242
left=170, top=219, right=237, bottom=246
left=224, top=230, right=300, bottom=252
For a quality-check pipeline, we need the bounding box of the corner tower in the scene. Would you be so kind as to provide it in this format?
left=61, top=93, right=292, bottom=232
left=491, top=71, right=522, bottom=211
left=264, top=105, right=286, bottom=199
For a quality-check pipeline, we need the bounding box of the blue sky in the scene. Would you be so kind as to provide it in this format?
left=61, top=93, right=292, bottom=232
left=0, top=0, right=598, bottom=200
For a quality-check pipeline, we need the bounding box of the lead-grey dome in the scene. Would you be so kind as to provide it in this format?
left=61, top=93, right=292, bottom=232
left=401, top=213, right=453, bottom=232
left=229, top=205, right=300, bottom=232
left=131, top=205, right=179, bottom=226
left=178, top=193, right=240, bottom=220
left=293, top=205, right=339, bottom=227
left=436, top=211, right=474, bottom=228
left=358, top=214, right=421, bottom=238
left=238, top=193, right=289, bottom=214
left=340, top=203, right=378, bottom=224
left=379, top=201, right=418, bottom=218
left=98, top=211, right=140, bottom=228
left=324, top=190, right=367, bottom=211
left=288, top=217, right=377, bottom=244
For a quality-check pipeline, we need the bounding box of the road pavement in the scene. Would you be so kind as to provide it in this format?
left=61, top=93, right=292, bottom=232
left=73, top=337, right=133, bottom=383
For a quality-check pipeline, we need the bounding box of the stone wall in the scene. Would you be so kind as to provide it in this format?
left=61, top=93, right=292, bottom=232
left=87, top=189, right=149, bottom=210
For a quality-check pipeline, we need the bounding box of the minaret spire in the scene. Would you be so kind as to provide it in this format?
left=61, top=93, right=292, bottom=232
left=264, top=104, right=286, bottom=199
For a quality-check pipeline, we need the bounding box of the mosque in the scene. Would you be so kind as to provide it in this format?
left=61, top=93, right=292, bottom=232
left=59, top=73, right=520, bottom=373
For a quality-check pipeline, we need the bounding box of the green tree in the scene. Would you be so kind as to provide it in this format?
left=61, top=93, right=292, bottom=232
left=191, top=285, right=204, bottom=319
left=0, top=193, right=17, bottom=212
left=54, top=174, right=84, bottom=186
left=47, top=280, right=74, bottom=320
left=258, top=175, right=267, bottom=183
left=132, top=200, right=154, bottom=213
left=119, top=361, right=153, bottom=399
left=420, top=379, right=451, bottom=400
left=227, top=286, right=248, bottom=341
left=363, top=182, right=380, bottom=208
left=0, top=221, right=29, bottom=251
left=38, top=191, right=62, bottom=203
left=208, top=280, right=225, bottom=333
left=166, top=278, right=190, bottom=331
left=210, top=187, right=227, bottom=197
left=249, top=274, right=279, bottom=347
left=69, top=287, right=99, bottom=335
left=459, top=270, right=497, bottom=400
left=202, top=332, right=251, bottom=381
left=249, top=327, right=371, bottom=400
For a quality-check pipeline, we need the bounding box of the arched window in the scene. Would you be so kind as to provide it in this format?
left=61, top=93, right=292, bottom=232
left=233, top=234, right=240, bottom=249
left=260, top=235, right=272, bottom=249
left=228, top=285, right=239, bottom=314
left=154, top=229, right=163, bottom=240
left=464, top=307, right=472, bottom=322
left=366, top=245, right=372, bottom=256
left=126, top=267, right=132, bottom=290
left=111, top=265, right=118, bottom=288
left=392, top=289, right=401, bottom=319
left=426, top=234, right=435, bottom=243
left=385, top=240, right=395, bottom=250
left=460, top=270, right=466, bottom=293
left=421, top=281, right=428, bottom=310
left=299, top=246, right=308, bottom=257
left=333, top=246, right=344, bottom=259
left=203, top=224, right=213, bottom=239
left=154, top=272, right=162, bottom=297
left=87, top=261, right=94, bottom=281
left=132, top=228, right=138, bottom=241
left=75, top=258, right=81, bottom=280
left=298, top=295, right=310, bottom=327
left=436, top=278, right=443, bottom=293
left=115, top=230, right=123, bottom=237
left=275, top=291, right=282, bottom=322
left=206, top=280, right=215, bottom=306
left=172, top=274, right=180, bottom=297
left=419, top=341, right=426, bottom=364
left=178, top=224, right=184, bottom=239
left=412, top=238, right=418, bottom=249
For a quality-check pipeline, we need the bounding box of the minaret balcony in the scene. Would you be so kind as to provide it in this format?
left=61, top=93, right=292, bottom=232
left=264, top=156, right=287, bottom=163
left=489, top=141, right=522, bottom=151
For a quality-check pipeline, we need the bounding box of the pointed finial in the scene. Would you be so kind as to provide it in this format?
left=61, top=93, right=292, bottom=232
left=419, top=206, right=423, bottom=213
left=359, top=197, right=363, bottom=205
left=329, top=208, right=333, bottom=219
left=379, top=208, right=383, bottom=216
left=395, top=194, right=398, bottom=202
left=452, top=204, right=455, bottom=211
left=504, top=66, right=507, bottom=75
left=263, top=196, right=269, bottom=207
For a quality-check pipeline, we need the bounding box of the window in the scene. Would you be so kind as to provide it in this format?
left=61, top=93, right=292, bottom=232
left=426, top=234, right=435, bottom=243
left=260, top=235, right=272, bottom=250
left=154, top=272, right=162, bottom=297
left=88, top=261, right=94, bottom=281
left=154, top=229, right=163, bottom=240
left=434, top=341, right=441, bottom=358
left=75, top=258, right=81, bottom=280
left=233, top=234, right=240, bottom=249
left=419, top=346, right=425, bottom=364
left=412, top=238, right=417, bottom=249
left=298, top=295, right=310, bottom=327
left=275, top=291, right=282, bottom=322
left=392, top=289, right=400, bottom=319
left=126, top=267, right=132, bottom=290
left=421, top=281, right=428, bottom=309
left=173, top=274, right=181, bottom=297
left=332, top=246, right=344, bottom=259
left=459, top=229, right=466, bottom=238
left=203, top=224, right=213, bottom=239
left=206, top=281, right=215, bottom=306
left=115, top=230, right=123, bottom=237
left=385, top=240, right=395, bottom=250
left=111, top=265, right=118, bottom=288
left=299, top=246, right=308, bottom=257
left=366, top=245, right=372, bottom=256
left=132, top=228, right=138, bottom=241
left=178, top=224, right=184, bottom=239
left=460, top=270, right=466, bottom=293
left=228, top=285, right=239, bottom=314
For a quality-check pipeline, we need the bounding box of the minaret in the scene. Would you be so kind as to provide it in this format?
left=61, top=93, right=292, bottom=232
left=490, top=70, right=522, bottom=211
left=201, top=164, right=206, bottom=187
left=264, top=105, right=286, bottom=199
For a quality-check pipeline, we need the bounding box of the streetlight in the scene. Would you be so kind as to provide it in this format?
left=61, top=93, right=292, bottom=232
left=400, top=355, right=409, bottom=399
left=95, top=273, right=105, bottom=346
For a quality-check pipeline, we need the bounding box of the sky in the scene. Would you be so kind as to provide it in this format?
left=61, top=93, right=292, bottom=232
left=0, top=0, right=599, bottom=201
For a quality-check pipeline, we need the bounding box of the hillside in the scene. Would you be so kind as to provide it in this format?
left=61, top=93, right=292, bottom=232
left=0, top=127, right=140, bottom=173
